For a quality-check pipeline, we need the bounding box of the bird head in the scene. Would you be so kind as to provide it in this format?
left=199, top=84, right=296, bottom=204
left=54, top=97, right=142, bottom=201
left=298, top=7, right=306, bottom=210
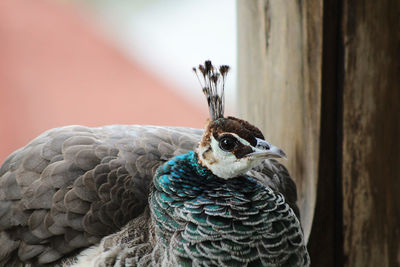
left=193, top=61, right=286, bottom=179
left=196, top=116, right=286, bottom=179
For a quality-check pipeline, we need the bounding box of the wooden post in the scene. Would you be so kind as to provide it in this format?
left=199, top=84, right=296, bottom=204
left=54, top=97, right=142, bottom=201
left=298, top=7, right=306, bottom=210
left=237, top=0, right=323, bottom=241
left=237, top=0, right=400, bottom=266
left=341, top=1, right=400, bottom=266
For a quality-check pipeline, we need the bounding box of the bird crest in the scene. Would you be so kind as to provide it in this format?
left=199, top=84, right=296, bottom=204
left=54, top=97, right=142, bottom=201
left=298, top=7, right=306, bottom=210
left=193, top=60, right=230, bottom=120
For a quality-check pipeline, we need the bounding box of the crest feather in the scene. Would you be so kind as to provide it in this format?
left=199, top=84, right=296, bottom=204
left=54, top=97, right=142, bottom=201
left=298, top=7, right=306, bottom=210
left=193, top=60, right=230, bottom=120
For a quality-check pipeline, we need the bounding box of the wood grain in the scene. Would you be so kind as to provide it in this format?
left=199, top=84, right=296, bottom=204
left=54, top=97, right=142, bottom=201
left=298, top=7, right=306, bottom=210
left=237, top=0, right=323, bottom=241
left=341, top=0, right=400, bottom=266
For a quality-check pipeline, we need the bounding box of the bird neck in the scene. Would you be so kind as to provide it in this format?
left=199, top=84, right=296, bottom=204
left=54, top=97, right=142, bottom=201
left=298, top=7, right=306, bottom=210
left=154, top=151, right=258, bottom=196
left=154, top=151, right=213, bottom=190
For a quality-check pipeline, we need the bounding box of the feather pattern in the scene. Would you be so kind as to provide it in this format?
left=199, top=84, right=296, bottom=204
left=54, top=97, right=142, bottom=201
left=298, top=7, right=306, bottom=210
left=0, top=125, right=201, bottom=266
left=150, top=151, right=309, bottom=267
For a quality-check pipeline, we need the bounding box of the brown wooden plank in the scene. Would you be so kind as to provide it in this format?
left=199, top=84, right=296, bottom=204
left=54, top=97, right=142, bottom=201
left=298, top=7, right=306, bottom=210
left=341, top=0, right=400, bottom=266
left=237, top=0, right=323, bottom=241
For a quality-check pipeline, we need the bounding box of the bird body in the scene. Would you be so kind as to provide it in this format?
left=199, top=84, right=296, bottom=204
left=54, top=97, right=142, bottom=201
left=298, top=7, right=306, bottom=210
left=0, top=61, right=310, bottom=266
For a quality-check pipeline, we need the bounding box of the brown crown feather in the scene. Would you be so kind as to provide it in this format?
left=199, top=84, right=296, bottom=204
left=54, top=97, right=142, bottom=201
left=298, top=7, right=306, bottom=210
left=200, top=116, right=265, bottom=148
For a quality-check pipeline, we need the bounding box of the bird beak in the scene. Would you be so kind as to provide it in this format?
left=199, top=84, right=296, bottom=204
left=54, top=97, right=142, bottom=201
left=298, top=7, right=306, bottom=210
left=246, top=138, right=287, bottom=159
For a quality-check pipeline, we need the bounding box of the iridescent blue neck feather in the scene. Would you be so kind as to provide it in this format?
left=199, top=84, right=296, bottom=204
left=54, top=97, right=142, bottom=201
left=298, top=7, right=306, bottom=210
left=150, top=151, right=309, bottom=266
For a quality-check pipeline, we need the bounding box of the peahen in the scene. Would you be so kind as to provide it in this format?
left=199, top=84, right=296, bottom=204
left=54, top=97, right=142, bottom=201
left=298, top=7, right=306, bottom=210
left=0, top=61, right=310, bottom=266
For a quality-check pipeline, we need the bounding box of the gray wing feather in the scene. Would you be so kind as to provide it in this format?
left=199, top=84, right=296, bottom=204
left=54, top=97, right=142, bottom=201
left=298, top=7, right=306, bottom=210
left=0, top=125, right=201, bottom=265
left=0, top=124, right=299, bottom=266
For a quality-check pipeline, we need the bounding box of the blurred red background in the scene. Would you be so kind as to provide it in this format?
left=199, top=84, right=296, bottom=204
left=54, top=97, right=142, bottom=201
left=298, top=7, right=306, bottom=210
left=0, top=0, right=207, bottom=163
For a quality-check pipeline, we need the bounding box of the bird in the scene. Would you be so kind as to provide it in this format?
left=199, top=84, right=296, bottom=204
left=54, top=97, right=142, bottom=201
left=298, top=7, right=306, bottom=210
left=0, top=61, right=310, bottom=266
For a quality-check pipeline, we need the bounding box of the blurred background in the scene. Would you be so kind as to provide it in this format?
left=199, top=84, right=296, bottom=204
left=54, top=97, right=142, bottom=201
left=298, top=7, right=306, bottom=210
left=1, top=1, right=398, bottom=266
left=0, top=0, right=237, bottom=163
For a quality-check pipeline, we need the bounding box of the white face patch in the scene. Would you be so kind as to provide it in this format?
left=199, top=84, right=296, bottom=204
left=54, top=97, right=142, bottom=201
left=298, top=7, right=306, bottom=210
left=197, top=134, right=265, bottom=179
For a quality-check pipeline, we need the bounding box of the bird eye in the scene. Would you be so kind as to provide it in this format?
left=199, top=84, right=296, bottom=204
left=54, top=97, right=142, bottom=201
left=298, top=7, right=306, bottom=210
left=219, top=135, right=238, bottom=152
